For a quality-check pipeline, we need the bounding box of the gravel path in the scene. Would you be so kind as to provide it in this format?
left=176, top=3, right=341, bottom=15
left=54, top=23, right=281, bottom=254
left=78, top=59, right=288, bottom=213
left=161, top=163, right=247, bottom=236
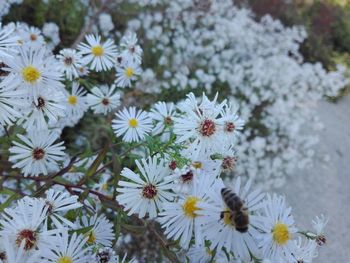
left=277, top=95, right=350, bottom=262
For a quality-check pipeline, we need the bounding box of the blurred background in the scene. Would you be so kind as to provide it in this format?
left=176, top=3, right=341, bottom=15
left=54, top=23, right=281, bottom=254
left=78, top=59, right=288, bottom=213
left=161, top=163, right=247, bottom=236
left=1, top=0, right=350, bottom=262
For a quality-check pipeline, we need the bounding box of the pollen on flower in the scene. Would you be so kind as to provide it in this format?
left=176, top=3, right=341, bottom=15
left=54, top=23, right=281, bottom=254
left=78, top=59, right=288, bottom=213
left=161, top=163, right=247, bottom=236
left=272, top=223, right=290, bottom=245
left=16, top=229, right=37, bottom=250
left=91, top=45, right=104, bottom=56
left=192, top=161, right=202, bottom=169
left=22, top=65, right=41, bottom=83
left=124, top=67, right=134, bottom=78
left=32, top=148, right=45, bottom=160
left=68, top=95, right=78, bottom=105
left=86, top=231, right=97, bottom=245
left=222, top=209, right=233, bottom=226
left=57, top=256, right=73, bottom=263
left=200, top=119, right=216, bottom=137
left=128, top=118, right=138, bottom=128
left=182, top=196, right=200, bottom=218
left=30, top=34, right=38, bottom=41
left=142, top=184, right=158, bottom=199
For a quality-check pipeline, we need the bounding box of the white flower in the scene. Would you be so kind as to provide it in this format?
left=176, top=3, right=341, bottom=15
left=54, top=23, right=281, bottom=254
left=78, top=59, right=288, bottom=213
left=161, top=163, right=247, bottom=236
left=0, top=23, right=19, bottom=58
left=255, top=194, right=298, bottom=262
left=0, top=235, right=40, bottom=263
left=99, top=13, right=114, bottom=36
left=78, top=214, right=114, bottom=247
left=62, top=82, right=88, bottom=121
left=87, top=84, right=120, bottom=115
left=8, top=131, right=65, bottom=177
left=78, top=34, right=118, bottom=72
left=115, top=61, right=141, bottom=88
left=0, top=198, right=59, bottom=253
left=158, top=175, right=213, bottom=249
left=311, top=214, right=328, bottom=246
left=43, top=189, right=82, bottom=228
left=0, top=45, right=63, bottom=100
left=18, top=25, right=45, bottom=48
left=198, top=178, right=265, bottom=261
left=218, top=102, right=244, bottom=143
left=42, top=22, right=60, bottom=48
left=40, top=230, right=89, bottom=263
left=112, top=107, right=152, bottom=142
left=57, top=48, right=84, bottom=80
left=149, top=101, right=175, bottom=135
left=117, top=155, right=174, bottom=219
left=19, top=88, right=66, bottom=131
left=173, top=93, right=226, bottom=159
left=0, top=86, right=25, bottom=126
left=291, top=237, right=317, bottom=263
left=119, top=31, right=143, bottom=64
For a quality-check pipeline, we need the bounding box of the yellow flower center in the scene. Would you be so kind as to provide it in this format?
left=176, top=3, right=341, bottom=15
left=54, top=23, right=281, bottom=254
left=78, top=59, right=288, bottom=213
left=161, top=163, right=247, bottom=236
left=124, top=67, right=134, bottom=78
left=128, top=118, right=138, bottom=128
left=101, top=183, right=108, bottom=191
left=86, top=231, right=96, bottom=245
left=67, top=95, right=78, bottom=105
left=22, top=66, right=41, bottom=83
left=91, top=45, right=104, bottom=56
left=206, top=248, right=213, bottom=256
left=182, top=196, right=200, bottom=218
left=192, top=161, right=202, bottom=169
left=272, top=223, right=290, bottom=245
left=222, top=209, right=232, bottom=226
left=57, top=256, right=73, bottom=263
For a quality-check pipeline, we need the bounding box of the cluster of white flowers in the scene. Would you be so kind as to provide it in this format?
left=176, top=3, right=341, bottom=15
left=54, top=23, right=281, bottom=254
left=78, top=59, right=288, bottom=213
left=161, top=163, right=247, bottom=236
left=125, top=0, right=349, bottom=188
left=0, top=1, right=335, bottom=262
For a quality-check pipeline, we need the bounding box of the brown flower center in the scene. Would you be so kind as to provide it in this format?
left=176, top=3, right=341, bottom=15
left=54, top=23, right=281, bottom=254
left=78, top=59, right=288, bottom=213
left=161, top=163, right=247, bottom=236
left=200, top=119, right=216, bottom=137
left=64, top=56, right=73, bottom=65
left=169, top=160, right=177, bottom=170
left=225, top=122, right=235, bottom=133
left=165, top=116, right=173, bottom=125
left=142, top=184, right=157, bottom=199
left=102, top=98, right=110, bottom=106
left=16, top=229, right=37, bottom=251
left=30, top=34, right=37, bottom=41
left=181, top=171, right=194, bottom=183
left=222, top=156, right=237, bottom=171
left=32, top=148, right=45, bottom=160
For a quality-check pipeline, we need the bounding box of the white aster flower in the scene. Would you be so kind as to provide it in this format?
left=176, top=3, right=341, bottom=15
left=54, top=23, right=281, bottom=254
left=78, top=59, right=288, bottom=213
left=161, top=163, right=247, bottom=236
left=311, top=214, right=328, bottom=246
left=8, top=130, right=65, bottom=177
left=0, top=198, right=59, bottom=253
left=115, top=61, right=141, bottom=88
left=218, top=102, right=244, bottom=143
left=62, top=82, right=88, bottom=121
left=18, top=25, right=45, bottom=48
left=78, top=214, right=114, bottom=247
left=198, top=178, right=265, bottom=261
left=0, top=45, right=63, bottom=100
left=158, top=175, right=213, bottom=249
left=78, top=34, right=118, bottom=72
left=87, top=84, right=120, bottom=115
left=291, top=237, right=317, bottom=263
left=0, top=23, right=19, bottom=58
left=57, top=48, right=84, bottom=80
left=112, top=106, right=152, bottom=142
left=0, top=86, right=25, bottom=126
left=149, top=101, right=175, bottom=135
left=119, top=31, right=143, bottom=64
left=116, top=155, right=174, bottom=219
left=256, top=194, right=298, bottom=262
left=41, top=230, right=89, bottom=263
left=0, top=235, right=40, bottom=263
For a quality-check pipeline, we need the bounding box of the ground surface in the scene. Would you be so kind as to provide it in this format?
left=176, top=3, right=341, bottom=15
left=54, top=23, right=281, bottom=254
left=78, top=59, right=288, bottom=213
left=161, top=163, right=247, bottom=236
left=278, top=95, right=350, bottom=262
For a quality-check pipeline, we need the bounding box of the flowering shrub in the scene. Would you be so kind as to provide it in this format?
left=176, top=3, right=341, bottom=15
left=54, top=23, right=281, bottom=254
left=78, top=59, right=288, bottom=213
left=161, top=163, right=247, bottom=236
left=0, top=0, right=340, bottom=262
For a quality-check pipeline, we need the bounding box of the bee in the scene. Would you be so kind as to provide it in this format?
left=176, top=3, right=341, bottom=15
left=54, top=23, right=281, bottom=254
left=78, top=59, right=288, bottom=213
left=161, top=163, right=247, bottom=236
left=220, top=188, right=249, bottom=233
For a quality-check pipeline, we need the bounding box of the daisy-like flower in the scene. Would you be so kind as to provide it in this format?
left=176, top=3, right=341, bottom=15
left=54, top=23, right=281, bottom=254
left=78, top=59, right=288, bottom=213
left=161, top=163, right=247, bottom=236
left=0, top=45, right=63, bottom=100
left=112, top=107, right=152, bottom=142
left=119, top=31, right=143, bottom=64
left=18, top=25, right=45, bottom=48
left=0, top=23, right=19, bottom=58
left=149, top=101, right=176, bottom=135
left=40, top=231, right=89, bottom=263
left=310, top=214, right=328, bottom=246
left=218, top=145, right=238, bottom=172
left=115, top=61, right=141, bottom=88
left=116, top=155, right=174, bottom=219
left=256, top=194, right=298, bottom=262
left=0, top=86, right=25, bottom=126
left=8, top=130, right=66, bottom=177
left=78, top=34, right=118, bottom=72
left=218, top=102, right=244, bottom=143
left=43, top=189, right=82, bottom=228
left=158, top=175, right=213, bottom=249
left=186, top=245, right=229, bottom=263
left=290, top=237, right=317, bottom=263
left=78, top=214, right=114, bottom=247
left=19, top=88, right=66, bottom=131
left=173, top=93, right=227, bottom=159
left=0, top=198, right=59, bottom=253
left=57, top=48, right=84, bottom=80
left=198, top=178, right=265, bottom=261
left=62, top=82, right=88, bottom=121
left=0, top=236, right=40, bottom=263
left=86, top=84, right=120, bottom=115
